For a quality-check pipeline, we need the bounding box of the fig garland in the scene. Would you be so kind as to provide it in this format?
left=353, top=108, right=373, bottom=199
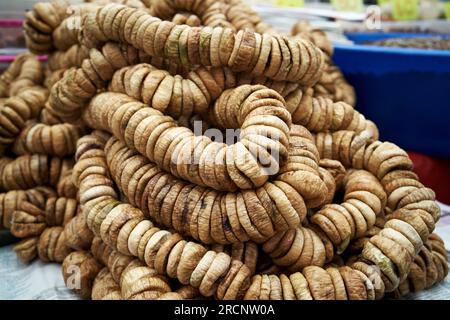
left=0, top=0, right=446, bottom=301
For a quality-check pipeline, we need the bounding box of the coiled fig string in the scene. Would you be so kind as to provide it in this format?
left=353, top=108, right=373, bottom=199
left=0, top=155, right=74, bottom=191
left=84, top=86, right=294, bottom=192
left=107, top=63, right=377, bottom=136
left=0, top=53, right=44, bottom=97
left=12, top=122, right=84, bottom=157
left=80, top=4, right=325, bottom=84
left=73, top=131, right=253, bottom=298
left=311, top=169, right=387, bottom=251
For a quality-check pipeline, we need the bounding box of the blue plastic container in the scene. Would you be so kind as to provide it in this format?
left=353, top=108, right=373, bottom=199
left=332, top=32, right=450, bottom=157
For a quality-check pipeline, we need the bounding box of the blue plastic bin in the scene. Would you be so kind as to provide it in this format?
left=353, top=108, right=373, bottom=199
left=332, top=33, right=450, bottom=157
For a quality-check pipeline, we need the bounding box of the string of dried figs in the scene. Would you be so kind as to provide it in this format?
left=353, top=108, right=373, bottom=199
left=107, top=63, right=377, bottom=135
left=1, top=184, right=78, bottom=264
left=291, top=22, right=356, bottom=106
left=10, top=195, right=77, bottom=238
left=47, top=44, right=91, bottom=71
left=0, top=155, right=73, bottom=191
left=78, top=4, right=325, bottom=84
left=23, top=0, right=99, bottom=54
left=45, top=42, right=153, bottom=121
left=222, top=0, right=277, bottom=34
left=345, top=228, right=448, bottom=298
left=13, top=224, right=72, bottom=264
left=262, top=226, right=333, bottom=273
left=143, top=0, right=274, bottom=34
left=88, top=236, right=200, bottom=300
left=171, top=13, right=201, bottom=27
left=77, top=62, right=442, bottom=298
left=0, top=0, right=446, bottom=302
left=310, top=169, right=387, bottom=252
left=84, top=86, right=296, bottom=192
left=77, top=125, right=445, bottom=299
left=45, top=43, right=372, bottom=137
left=91, top=267, right=123, bottom=300
left=0, top=186, right=54, bottom=230
left=24, top=1, right=352, bottom=109
left=210, top=242, right=258, bottom=276
left=261, top=168, right=387, bottom=273
left=63, top=211, right=95, bottom=251
left=77, top=89, right=442, bottom=298
left=12, top=121, right=85, bottom=157
left=391, top=234, right=448, bottom=298
left=0, top=53, right=44, bottom=98
left=89, top=243, right=189, bottom=300
left=99, top=127, right=322, bottom=243
left=72, top=131, right=253, bottom=299
left=0, top=83, right=48, bottom=151
left=148, top=0, right=233, bottom=30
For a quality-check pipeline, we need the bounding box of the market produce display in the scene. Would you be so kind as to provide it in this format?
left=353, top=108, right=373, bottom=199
left=366, top=37, right=450, bottom=50
left=0, top=0, right=447, bottom=300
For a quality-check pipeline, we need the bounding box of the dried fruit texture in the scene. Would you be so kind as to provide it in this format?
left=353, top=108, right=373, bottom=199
left=0, top=53, right=44, bottom=98
left=171, top=13, right=201, bottom=27
left=244, top=265, right=375, bottom=300
left=286, top=94, right=377, bottom=137
left=56, top=168, right=77, bottom=198
left=84, top=87, right=295, bottom=193
left=43, top=69, right=66, bottom=91
left=108, top=63, right=236, bottom=118
left=73, top=132, right=252, bottom=299
left=14, top=237, right=40, bottom=263
left=107, top=63, right=377, bottom=138
left=38, top=226, right=72, bottom=262
left=48, top=45, right=90, bottom=71
left=45, top=42, right=152, bottom=122
left=91, top=268, right=122, bottom=300
left=0, top=87, right=48, bottom=150
left=62, top=251, right=103, bottom=298
left=86, top=195, right=252, bottom=299
left=44, top=45, right=366, bottom=140
left=120, top=259, right=173, bottom=299
left=91, top=252, right=198, bottom=300
left=262, top=226, right=331, bottom=273
left=149, top=0, right=233, bottom=29
left=220, top=0, right=277, bottom=34
left=318, top=159, right=346, bottom=189
left=210, top=242, right=258, bottom=276
left=0, top=185, right=78, bottom=265
left=74, top=115, right=443, bottom=299
left=292, top=21, right=333, bottom=58
left=0, top=155, right=73, bottom=191
left=12, top=122, right=84, bottom=157
left=1, top=0, right=446, bottom=301
left=235, top=73, right=376, bottom=136
left=313, top=130, right=441, bottom=290
left=63, top=212, right=94, bottom=250
left=391, top=233, right=449, bottom=298
left=23, top=1, right=99, bottom=54
left=311, top=169, right=387, bottom=251
left=0, top=190, right=28, bottom=230
left=76, top=4, right=324, bottom=84
left=291, top=22, right=356, bottom=106
left=313, top=63, right=357, bottom=107
left=10, top=196, right=76, bottom=238
left=72, top=126, right=442, bottom=300
left=101, top=131, right=319, bottom=243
